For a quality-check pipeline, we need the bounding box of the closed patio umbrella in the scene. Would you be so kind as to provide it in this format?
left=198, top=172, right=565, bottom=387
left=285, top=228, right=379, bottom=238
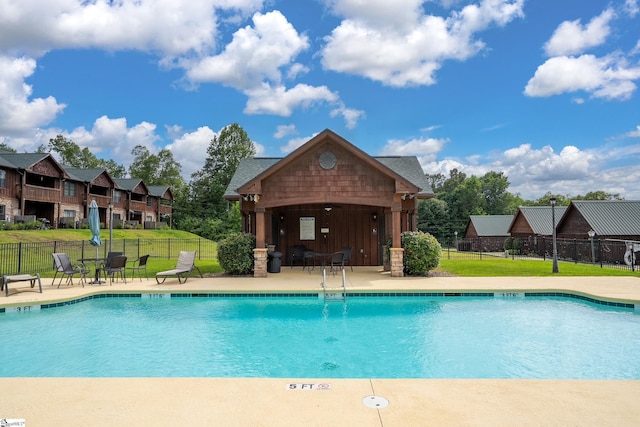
left=88, top=200, right=104, bottom=284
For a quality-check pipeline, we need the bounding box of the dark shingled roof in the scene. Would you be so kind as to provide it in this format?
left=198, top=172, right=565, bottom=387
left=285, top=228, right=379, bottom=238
left=63, top=167, right=108, bottom=182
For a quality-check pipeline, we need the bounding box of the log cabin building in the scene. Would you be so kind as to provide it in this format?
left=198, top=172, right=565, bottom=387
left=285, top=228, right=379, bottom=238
left=224, top=129, right=434, bottom=277
left=0, top=151, right=173, bottom=229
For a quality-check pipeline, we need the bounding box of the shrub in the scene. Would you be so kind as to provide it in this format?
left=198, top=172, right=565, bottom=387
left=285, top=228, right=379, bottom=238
left=503, top=237, right=522, bottom=254
left=218, top=232, right=256, bottom=275
left=401, top=231, right=441, bottom=276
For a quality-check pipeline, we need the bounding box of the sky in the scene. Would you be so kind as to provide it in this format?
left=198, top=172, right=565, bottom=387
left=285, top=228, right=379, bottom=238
left=0, top=0, right=639, bottom=201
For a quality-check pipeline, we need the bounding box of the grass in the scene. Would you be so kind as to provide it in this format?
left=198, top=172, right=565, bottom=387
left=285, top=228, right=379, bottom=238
left=0, top=228, right=224, bottom=277
left=0, top=228, right=198, bottom=244
left=437, top=253, right=639, bottom=277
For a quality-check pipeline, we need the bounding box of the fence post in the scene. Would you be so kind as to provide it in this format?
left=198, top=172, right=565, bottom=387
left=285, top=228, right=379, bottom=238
left=479, top=237, right=483, bottom=260
left=17, top=242, right=23, bottom=273
left=598, top=239, right=603, bottom=268
left=542, top=236, right=546, bottom=260
left=574, top=239, right=578, bottom=263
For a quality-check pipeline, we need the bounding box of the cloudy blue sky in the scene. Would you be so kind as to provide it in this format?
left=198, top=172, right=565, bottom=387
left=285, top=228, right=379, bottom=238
left=1, top=0, right=639, bottom=200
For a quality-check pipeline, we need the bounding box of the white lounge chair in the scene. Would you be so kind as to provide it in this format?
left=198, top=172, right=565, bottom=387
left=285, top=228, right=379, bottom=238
left=155, top=251, right=203, bottom=284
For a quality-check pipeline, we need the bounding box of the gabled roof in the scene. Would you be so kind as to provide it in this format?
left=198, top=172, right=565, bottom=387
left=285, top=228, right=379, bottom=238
left=510, top=206, right=568, bottom=235
left=467, top=215, right=513, bottom=236
left=0, top=152, right=67, bottom=176
left=148, top=185, right=174, bottom=200
left=225, top=158, right=279, bottom=199
left=114, top=178, right=149, bottom=194
left=63, top=167, right=115, bottom=186
left=225, top=129, right=433, bottom=200
left=564, top=200, right=640, bottom=235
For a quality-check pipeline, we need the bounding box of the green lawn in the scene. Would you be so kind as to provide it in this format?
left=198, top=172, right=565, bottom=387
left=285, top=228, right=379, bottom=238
left=437, top=255, right=638, bottom=276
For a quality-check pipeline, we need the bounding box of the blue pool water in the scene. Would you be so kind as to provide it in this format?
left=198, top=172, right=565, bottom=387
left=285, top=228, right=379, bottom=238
left=1, top=295, right=639, bottom=379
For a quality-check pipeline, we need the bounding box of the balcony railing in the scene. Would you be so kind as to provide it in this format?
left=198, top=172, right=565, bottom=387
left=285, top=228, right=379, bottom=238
left=24, top=185, right=60, bottom=202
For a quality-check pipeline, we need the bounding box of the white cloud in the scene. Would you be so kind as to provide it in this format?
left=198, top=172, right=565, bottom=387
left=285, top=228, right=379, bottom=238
left=624, top=0, right=640, bottom=17
left=274, top=124, right=297, bottom=139
left=0, top=0, right=265, bottom=59
left=64, top=116, right=159, bottom=166
left=625, top=125, right=640, bottom=137
left=544, top=9, right=614, bottom=56
left=166, top=126, right=216, bottom=179
left=379, top=136, right=449, bottom=166
left=524, top=54, right=640, bottom=100
left=321, top=0, right=524, bottom=87
left=186, top=11, right=309, bottom=88
left=280, top=133, right=320, bottom=154
left=0, top=56, right=65, bottom=133
left=244, top=83, right=339, bottom=116
left=330, top=104, right=366, bottom=129
left=420, top=141, right=640, bottom=200
left=185, top=10, right=360, bottom=126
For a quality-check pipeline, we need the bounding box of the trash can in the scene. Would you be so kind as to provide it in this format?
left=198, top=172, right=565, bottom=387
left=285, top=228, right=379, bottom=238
left=268, top=251, right=282, bottom=273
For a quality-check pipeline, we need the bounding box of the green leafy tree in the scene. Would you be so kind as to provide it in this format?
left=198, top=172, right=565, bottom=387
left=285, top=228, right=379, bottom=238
left=574, top=191, right=623, bottom=201
left=0, top=143, right=16, bottom=153
left=128, top=145, right=183, bottom=188
left=189, top=123, right=256, bottom=220
left=48, top=135, right=125, bottom=177
left=480, top=171, right=510, bottom=214
left=417, top=198, right=450, bottom=241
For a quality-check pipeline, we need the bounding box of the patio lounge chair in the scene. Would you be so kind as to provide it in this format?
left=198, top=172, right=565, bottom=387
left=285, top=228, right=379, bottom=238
left=155, top=251, right=203, bottom=284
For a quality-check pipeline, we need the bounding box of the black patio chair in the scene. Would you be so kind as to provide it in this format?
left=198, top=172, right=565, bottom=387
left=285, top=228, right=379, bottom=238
left=127, top=254, right=150, bottom=281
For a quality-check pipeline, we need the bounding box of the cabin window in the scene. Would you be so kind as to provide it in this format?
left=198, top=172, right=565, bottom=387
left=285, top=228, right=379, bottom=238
left=63, top=181, right=76, bottom=197
left=113, top=190, right=122, bottom=203
left=0, top=205, right=5, bottom=221
left=0, top=170, right=5, bottom=188
left=146, top=197, right=152, bottom=207
left=63, top=210, right=76, bottom=218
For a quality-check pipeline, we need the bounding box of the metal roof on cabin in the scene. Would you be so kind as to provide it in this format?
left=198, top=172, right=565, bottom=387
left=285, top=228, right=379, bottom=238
left=224, top=156, right=433, bottom=199
left=517, top=206, right=568, bottom=235
left=570, top=200, right=640, bottom=235
left=468, top=215, right=513, bottom=236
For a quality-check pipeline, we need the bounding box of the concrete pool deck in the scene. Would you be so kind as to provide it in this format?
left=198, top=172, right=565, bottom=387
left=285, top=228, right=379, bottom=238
left=2, top=268, right=640, bottom=426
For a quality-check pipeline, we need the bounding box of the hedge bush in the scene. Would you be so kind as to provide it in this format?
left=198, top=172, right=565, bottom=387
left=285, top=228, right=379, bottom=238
left=401, top=231, right=441, bottom=276
left=218, top=232, right=256, bottom=275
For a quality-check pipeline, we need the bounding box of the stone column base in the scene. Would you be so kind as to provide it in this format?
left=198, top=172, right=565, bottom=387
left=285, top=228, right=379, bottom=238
left=253, top=248, right=268, bottom=278
left=389, top=247, right=404, bottom=277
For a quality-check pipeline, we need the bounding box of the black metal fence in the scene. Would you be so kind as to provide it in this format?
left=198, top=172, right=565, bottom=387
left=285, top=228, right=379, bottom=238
left=0, top=238, right=218, bottom=276
left=444, top=237, right=639, bottom=272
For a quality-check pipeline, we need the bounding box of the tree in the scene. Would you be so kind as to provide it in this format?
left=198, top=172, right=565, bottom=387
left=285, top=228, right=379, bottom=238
left=128, top=145, right=183, bottom=188
left=417, top=198, right=450, bottom=241
left=189, top=123, right=256, bottom=220
left=48, top=135, right=125, bottom=177
left=479, top=171, right=510, bottom=214
left=574, top=191, right=623, bottom=201
left=0, top=143, right=16, bottom=153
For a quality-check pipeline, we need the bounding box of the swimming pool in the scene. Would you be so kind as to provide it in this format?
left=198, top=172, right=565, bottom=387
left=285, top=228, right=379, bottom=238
left=1, top=294, right=639, bottom=378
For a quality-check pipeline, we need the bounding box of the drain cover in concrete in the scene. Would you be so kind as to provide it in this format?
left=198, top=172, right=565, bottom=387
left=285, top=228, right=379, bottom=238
left=362, top=395, right=389, bottom=409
